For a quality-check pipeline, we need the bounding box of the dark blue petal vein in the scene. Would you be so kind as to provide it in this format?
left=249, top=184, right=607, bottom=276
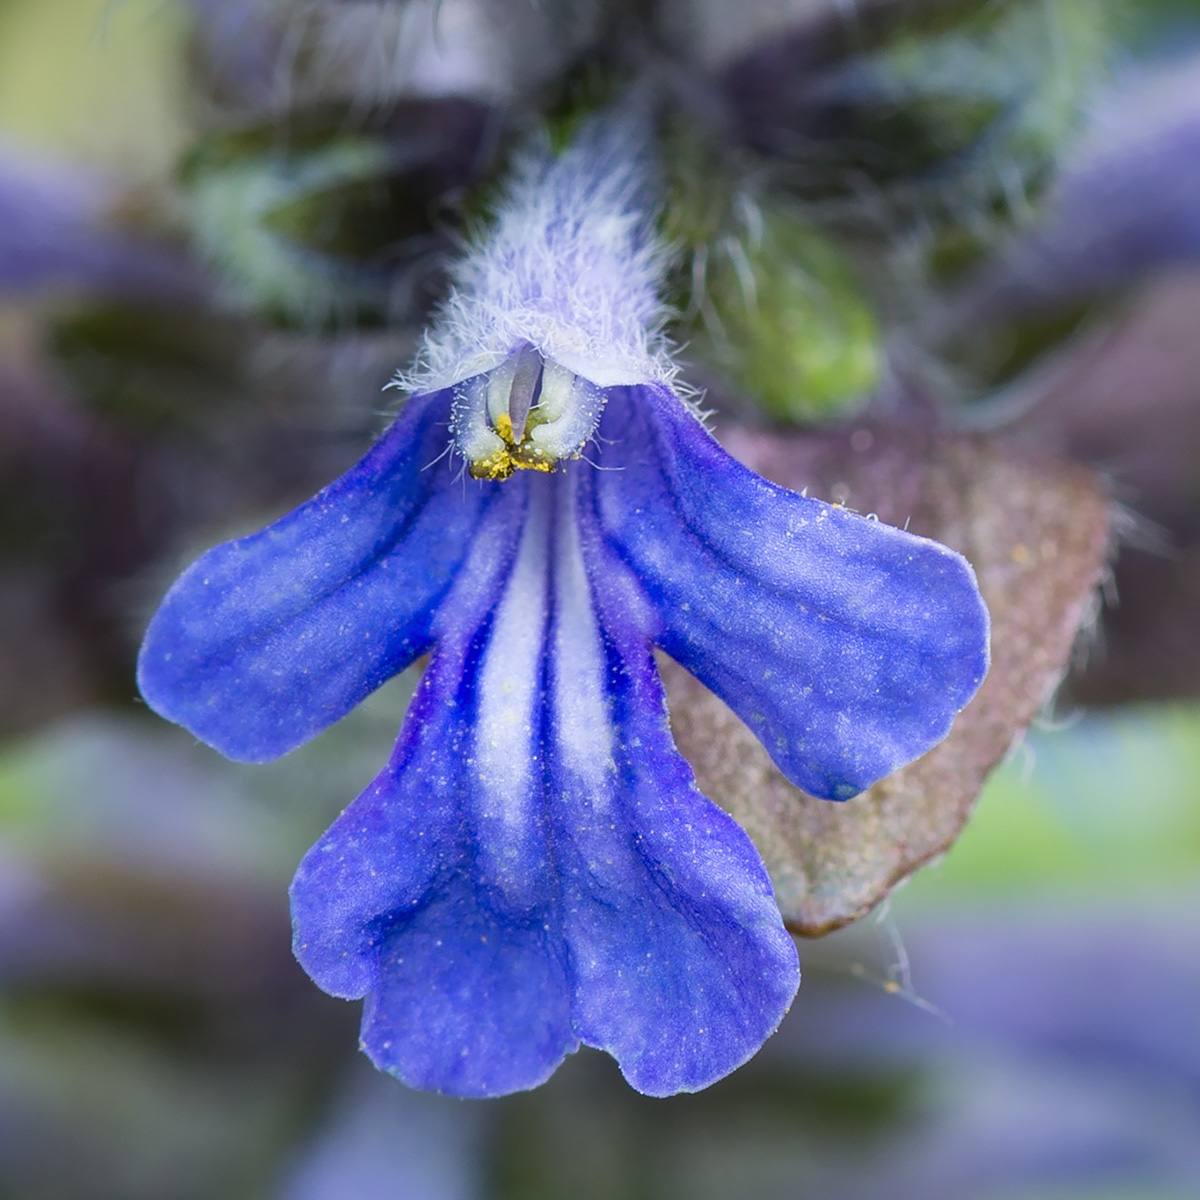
left=590, top=384, right=990, bottom=801
left=138, top=388, right=487, bottom=761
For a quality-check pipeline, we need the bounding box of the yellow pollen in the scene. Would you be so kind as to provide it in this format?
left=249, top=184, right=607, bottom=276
left=468, top=410, right=562, bottom=481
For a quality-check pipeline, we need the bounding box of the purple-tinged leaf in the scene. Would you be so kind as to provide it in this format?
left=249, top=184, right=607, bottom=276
left=664, top=416, right=1111, bottom=935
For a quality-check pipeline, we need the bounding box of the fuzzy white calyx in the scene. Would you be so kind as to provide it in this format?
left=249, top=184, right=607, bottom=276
left=398, top=117, right=676, bottom=396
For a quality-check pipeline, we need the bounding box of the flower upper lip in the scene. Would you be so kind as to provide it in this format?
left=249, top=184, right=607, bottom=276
left=394, top=116, right=675, bottom=397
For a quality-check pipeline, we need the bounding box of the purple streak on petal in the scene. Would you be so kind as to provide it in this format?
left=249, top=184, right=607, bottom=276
left=558, top=478, right=800, bottom=1094
left=292, top=474, right=577, bottom=1097
left=288, top=479, right=532, bottom=997
left=591, top=384, right=989, bottom=801
left=355, top=484, right=576, bottom=1099
left=138, top=388, right=486, bottom=762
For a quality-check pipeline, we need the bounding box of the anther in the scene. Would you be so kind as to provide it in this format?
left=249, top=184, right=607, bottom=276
left=452, top=344, right=609, bottom=481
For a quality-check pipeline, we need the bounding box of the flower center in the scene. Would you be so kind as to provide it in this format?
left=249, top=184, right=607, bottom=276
left=451, top=344, right=607, bottom=482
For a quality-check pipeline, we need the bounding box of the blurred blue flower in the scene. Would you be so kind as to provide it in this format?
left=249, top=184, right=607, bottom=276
left=0, top=148, right=196, bottom=300
left=137, top=120, right=988, bottom=1098
left=969, top=52, right=1200, bottom=311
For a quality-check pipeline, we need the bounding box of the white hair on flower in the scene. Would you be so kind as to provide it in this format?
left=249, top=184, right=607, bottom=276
left=398, top=115, right=677, bottom=393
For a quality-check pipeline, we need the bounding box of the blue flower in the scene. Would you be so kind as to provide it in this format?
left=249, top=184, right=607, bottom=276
left=137, top=120, right=989, bottom=1098
left=0, top=148, right=195, bottom=300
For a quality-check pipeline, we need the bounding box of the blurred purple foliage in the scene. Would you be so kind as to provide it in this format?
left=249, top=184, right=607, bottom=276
left=1, top=0, right=1199, bottom=1194
left=0, top=150, right=199, bottom=301
left=981, top=56, right=1200, bottom=307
